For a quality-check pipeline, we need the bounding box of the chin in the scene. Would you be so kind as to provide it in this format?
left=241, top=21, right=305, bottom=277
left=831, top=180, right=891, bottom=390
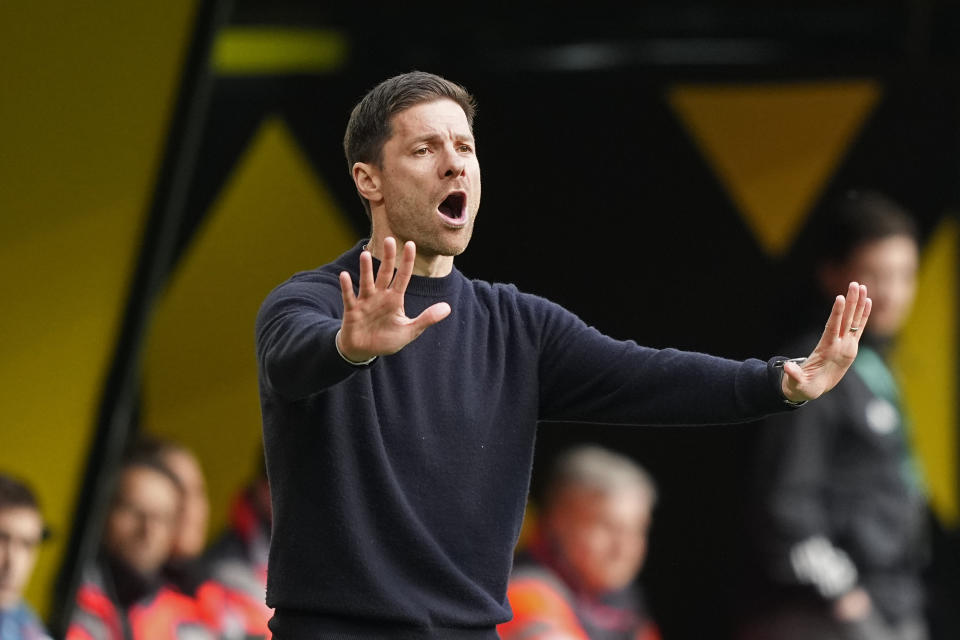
left=424, top=234, right=472, bottom=258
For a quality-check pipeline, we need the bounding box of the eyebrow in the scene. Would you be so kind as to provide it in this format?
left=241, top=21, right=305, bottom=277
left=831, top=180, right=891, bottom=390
left=411, top=132, right=475, bottom=146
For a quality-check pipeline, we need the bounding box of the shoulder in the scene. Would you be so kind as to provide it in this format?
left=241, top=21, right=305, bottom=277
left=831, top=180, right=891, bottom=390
left=503, top=563, right=586, bottom=640
left=9, top=603, right=51, bottom=639
left=267, top=262, right=344, bottom=299
left=256, top=259, right=354, bottom=325
left=464, top=277, right=573, bottom=319
left=261, top=242, right=364, bottom=305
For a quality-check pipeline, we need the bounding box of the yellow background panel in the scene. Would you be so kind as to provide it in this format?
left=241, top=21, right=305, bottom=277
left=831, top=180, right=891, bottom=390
left=669, top=80, right=880, bottom=256
left=893, top=217, right=959, bottom=526
left=142, top=117, right=357, bottom=542
left=213, top=27, right=348, bottom=75
left=0, top=2, right=197, bottom=615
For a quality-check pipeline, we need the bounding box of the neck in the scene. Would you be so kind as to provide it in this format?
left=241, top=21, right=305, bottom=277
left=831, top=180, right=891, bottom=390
left=367, top=232, right=454, bottom=277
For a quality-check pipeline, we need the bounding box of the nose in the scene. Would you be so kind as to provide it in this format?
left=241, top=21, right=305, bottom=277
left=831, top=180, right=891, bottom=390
left=442, top=145, right=466, bottom=178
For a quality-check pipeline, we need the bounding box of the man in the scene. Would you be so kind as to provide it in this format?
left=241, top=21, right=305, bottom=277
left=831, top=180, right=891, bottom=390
left=742, top=191, right=927, bottom=640
left=499, top=446, right=660, bottom=640
left=68, top=453, right=215, bottom=639
left=255, top=71, right=871, bottom=639
left=0, top=473, right=51, bottom=640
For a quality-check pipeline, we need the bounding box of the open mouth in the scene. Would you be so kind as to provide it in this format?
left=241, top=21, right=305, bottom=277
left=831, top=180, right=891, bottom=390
left=437, top=191, right=467, bottom=225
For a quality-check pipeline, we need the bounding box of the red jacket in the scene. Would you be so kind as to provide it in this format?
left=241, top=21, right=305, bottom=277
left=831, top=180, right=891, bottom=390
left=68, top=579, right=215, bottom=640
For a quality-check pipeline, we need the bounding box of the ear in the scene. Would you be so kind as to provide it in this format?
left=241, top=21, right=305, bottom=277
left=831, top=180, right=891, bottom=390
left=352, top=161, right=383, bottom=206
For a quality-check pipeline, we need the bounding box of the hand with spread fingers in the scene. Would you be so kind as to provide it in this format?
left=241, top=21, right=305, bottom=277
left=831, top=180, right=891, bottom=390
left=781, top=281, right=872, bottom=403
left=337, top=237, right=452, bottom=363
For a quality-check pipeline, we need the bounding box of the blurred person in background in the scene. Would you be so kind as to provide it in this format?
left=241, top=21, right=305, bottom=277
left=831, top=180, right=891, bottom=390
left=499, top=446, right=660, bottom=640
left=741, top=190, right=927, bottom=640
left=204, top=454, right=271, bottom=608
left=140, top=438, right=270, bottom=639
left=68, top=451, right=215, bottom=640
left=0, top=473, right=51, bottom=640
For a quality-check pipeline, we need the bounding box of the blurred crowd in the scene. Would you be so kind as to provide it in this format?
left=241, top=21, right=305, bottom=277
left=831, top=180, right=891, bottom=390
left=1, top=438, right=272, bottom=640
left=0, top=190, right=947, bottom=639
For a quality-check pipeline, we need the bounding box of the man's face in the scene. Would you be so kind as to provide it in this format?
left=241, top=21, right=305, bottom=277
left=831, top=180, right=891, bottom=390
left=104, top=467, right=181, bottom=576
left=827, top=234, right=918, bottom=339
left=368, top=98, right=481, bottom=258
left=547, top=486, right=653, bottom=594
left=0, top=507, right=44, bottom=609
left=160, top=450, right=209, bottom=560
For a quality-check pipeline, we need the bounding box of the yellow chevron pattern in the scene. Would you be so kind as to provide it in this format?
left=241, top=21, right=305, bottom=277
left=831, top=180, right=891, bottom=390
left=893, top=217, right=959, bottom=526
left=668, top=80, right=880, bottom=256
left=0, top=1, right=197, bottom=614
left=142, top=117, right=357, bottom=536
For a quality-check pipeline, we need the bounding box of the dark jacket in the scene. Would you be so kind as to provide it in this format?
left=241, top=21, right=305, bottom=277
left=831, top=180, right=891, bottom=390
left=749, top=336, right=928, bottom=623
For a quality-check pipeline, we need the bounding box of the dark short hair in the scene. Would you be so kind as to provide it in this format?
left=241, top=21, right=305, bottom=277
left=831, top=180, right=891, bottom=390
left=0, top=473, right=49, bottom=540
left=130, top=434, right=189, bottom=464
left=0, top=473, right=42, bottom=513
left=817, top=189, right=919, bottom=266
left=343, top=71, right=477, bottom=218
left=116, top=446, right=185, bottom=500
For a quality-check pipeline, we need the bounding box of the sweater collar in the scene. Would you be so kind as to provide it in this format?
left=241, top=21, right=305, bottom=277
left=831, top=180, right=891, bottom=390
left=340, top=240, right=461, bottom=298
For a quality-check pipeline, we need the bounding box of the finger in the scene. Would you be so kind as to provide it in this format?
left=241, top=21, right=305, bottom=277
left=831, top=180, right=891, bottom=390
left=358, top=250, right=375, bottom=297
left=339, top=271, right=357, bottom=310
left=849, top=284, right=868, bottom=334
left=857, top=297, right=873, bottom=334
left=822, top=294, right=846, bottom=341
left=409, top=301, right=451, bottom=334
left=391, top=241, right=417, bottom=293
left=840, top=281, right=860, bottom=334
left=376, top=236, right=397, bottom=289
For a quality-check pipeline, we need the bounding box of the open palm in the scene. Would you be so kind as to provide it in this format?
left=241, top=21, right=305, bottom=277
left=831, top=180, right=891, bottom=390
left=337, top=237, right=451, bottom=363
left=781, top=282, right=872, bottom=402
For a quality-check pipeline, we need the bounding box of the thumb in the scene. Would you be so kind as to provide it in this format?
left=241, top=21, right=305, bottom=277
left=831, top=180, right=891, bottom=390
left=411, top=302, right=451, bottom=333
left=782, top=359, right=805, bottom=383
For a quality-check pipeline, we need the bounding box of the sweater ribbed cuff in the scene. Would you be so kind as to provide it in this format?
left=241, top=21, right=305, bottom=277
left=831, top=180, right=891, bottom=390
left=335, top=329, right=377, bottom=366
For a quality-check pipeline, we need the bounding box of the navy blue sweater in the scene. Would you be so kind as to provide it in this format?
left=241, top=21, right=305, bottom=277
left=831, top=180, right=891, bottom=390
left=256, top=241, right=790, bottom=639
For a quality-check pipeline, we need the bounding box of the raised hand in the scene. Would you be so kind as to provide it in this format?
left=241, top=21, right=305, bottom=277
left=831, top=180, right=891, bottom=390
left=781, top=282, right=873, bottom=403
left=337, top=237, right=451, bottom=363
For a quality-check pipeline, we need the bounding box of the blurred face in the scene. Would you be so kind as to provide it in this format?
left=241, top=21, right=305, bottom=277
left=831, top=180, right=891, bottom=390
left=0, top=507, right=44, bottom=609
left=160, top=449, right=209, bottom=559
left=547, top=486, right=653, bottom=594
left=357, top=99, right=481, bottom=273
left=104, top=467, right=181, bottom=576
left=824, top=234, right=918, bottom=339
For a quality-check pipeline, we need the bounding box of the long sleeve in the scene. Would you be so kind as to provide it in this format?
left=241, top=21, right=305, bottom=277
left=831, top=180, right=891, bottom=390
left=530, top=294, right=790, bottom=426
left=255, top=272, right=372, bottom=401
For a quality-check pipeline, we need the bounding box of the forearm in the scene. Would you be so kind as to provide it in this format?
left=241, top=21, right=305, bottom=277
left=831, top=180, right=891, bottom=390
left=256, top=283, right=372, bottom=399
left=539, top=328, right=789, bottom=425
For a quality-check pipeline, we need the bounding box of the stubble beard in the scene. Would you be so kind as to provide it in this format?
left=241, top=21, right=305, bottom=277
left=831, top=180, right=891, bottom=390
left=386, top=194, right=476, bottom=258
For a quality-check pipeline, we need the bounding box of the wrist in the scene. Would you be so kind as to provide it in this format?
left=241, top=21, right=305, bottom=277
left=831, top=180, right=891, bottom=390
left=775, top=357, right=808, bottom=407
left=335, top=329, right=377, bottom=366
